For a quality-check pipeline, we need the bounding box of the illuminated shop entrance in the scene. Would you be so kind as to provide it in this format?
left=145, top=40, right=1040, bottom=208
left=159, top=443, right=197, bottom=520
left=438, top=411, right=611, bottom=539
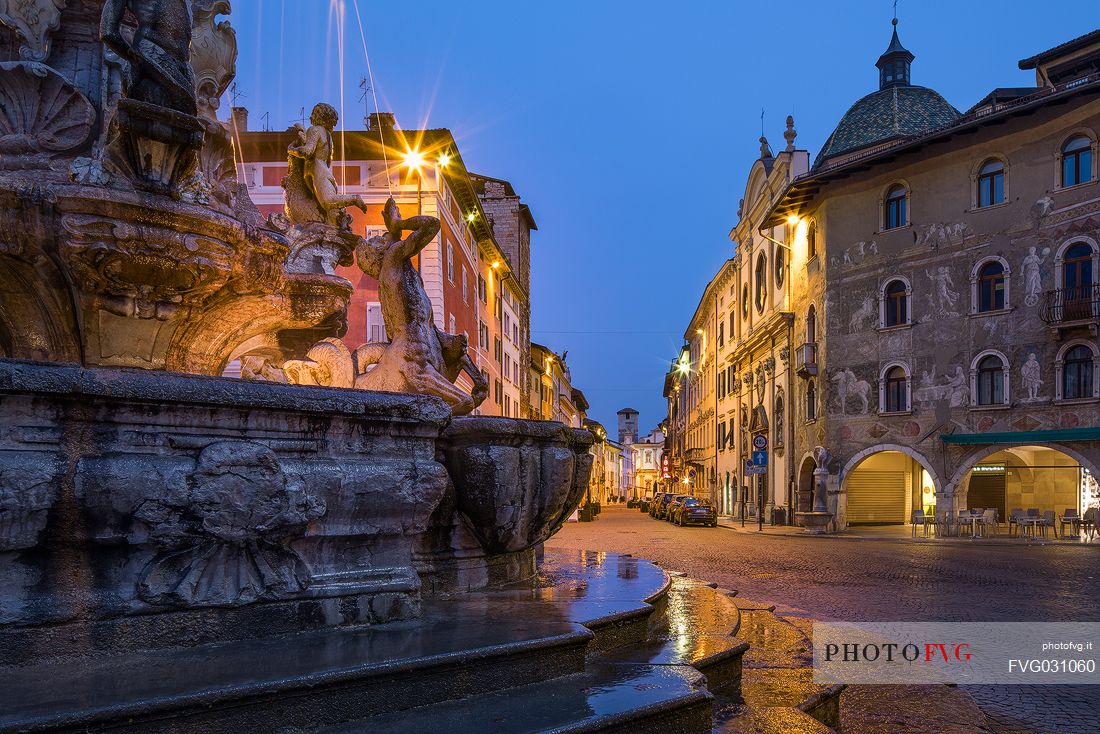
left=962, top=446, right=1097, bottom=520
left=845, top=450, right=936, bottom=524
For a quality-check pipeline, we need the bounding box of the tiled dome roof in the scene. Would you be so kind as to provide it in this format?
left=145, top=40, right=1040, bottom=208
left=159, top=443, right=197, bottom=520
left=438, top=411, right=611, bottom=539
left=813, top=85, right=960, bottom=169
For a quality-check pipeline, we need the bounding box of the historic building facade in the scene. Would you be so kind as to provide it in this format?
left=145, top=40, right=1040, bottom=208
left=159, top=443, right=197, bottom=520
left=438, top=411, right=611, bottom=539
left=763, top=24, right=1100, bottom=529
left=721, top=124, right=808, bottom=521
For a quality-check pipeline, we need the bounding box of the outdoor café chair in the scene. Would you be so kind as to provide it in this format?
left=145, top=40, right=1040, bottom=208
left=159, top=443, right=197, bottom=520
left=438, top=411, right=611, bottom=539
left=911, top=509, right=934, bottom=537
left=980, top=508, right=998, bottom=537
left=1009, top=509, right=1025, bottom=536
left=1040, top=510, right=1058, bottom=539
left=1083, top=508, right=1098, bottom=540
left=1060, top=508, right=1080, bottom=537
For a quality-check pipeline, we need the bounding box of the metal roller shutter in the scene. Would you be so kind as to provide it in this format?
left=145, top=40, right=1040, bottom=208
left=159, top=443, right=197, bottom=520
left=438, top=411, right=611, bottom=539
left=847, top=470, right=906, bottom=523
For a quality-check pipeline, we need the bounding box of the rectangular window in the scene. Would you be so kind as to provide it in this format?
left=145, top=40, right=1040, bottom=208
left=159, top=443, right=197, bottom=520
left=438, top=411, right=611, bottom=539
left=462, top=268, right=468, bottom=303
left=447, top=243, right=454, bottom=282
left=503, top=312, right=511, bottom=338
left=494, top=294, right=502, bottom=321
left=367, top=302, right=387, bottom=343
left=448, top=313, right=456, bottom=334
left=494, top=336, right=502, bottom=363
left=478, top=275, right=487, bottom=303
left=494, top=379, right=503, bottom=406
left=479, top=321, right=489, bottom=349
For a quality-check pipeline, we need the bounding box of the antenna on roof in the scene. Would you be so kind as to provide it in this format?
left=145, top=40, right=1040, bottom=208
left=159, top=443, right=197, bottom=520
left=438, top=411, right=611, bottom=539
left=229, top=83, right=245, bottom=106
left=294, top=106, right=306, bottom=127
left=260, top=111, right=270, bottom=132
left=359, top=76, right=371, bottom=128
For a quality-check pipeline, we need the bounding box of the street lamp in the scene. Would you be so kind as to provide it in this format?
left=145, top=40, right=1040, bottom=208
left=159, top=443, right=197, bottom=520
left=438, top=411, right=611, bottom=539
left=403, top=149, right=424, bottom=215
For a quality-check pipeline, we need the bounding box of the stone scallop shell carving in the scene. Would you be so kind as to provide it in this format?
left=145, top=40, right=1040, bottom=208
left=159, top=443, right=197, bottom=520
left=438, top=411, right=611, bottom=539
left=0, top=61, right=95, bottom=156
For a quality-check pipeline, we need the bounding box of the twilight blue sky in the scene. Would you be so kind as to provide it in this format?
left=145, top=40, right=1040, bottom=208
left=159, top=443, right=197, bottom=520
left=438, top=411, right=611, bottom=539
left=230, top=0, right=1092, bottom=433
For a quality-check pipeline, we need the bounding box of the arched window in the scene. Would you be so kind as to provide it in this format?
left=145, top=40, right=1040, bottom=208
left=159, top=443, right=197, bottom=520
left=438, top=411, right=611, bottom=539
left=883, top=279, right=909, bottom=327
left=977, top=261, right=1006, bottom=312
left=807, top=220, right=818, bottom=260
left=884, top=184, right=908, bottom=230
left=1063, top=345, right=1094, bottom=400
left=806, top=380, right=817, bottom=421
left=1062, top=136, right=1094, bottom=188
left=755, top=254, right=768, bottom=313
left=806, top=305, right=817, bottom=344
left=884, top=365, right=908, bottom=413
left=977, top=159, right=1005, bottom=207
left=976, top=355, right=1005, bottom=405
left=1063, top=242, right=1096, bottom=320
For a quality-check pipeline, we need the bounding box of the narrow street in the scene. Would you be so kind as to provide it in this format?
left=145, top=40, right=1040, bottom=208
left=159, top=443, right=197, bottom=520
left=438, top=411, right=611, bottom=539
left=547, top=507, right=1100, bottom=733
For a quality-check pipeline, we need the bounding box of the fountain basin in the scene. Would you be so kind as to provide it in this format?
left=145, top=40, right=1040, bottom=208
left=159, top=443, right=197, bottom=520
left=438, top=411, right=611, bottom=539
left=439, top=417, right=595, bottom=555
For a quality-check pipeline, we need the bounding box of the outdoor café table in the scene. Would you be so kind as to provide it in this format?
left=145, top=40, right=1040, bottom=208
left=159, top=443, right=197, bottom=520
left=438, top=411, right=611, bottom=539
left=960, top=511, right=981, bottom=539
left=1019, top=517, right=1044, bottom=542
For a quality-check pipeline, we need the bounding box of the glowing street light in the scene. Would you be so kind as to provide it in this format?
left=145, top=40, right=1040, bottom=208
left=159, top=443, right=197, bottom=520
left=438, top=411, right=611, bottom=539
left=491, top=260, right=500, bottom=269
left=403, top=149, right=425, bottom=214
left=466, top=212, right=476, bottom=223
left=438, top=153, right=451, bottom=167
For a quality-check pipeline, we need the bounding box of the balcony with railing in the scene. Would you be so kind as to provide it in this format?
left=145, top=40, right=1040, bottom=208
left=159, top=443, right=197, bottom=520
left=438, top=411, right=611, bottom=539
left=794, top=342, right=818, bottom=377
left=1038, top=285, right=1100, bottom=327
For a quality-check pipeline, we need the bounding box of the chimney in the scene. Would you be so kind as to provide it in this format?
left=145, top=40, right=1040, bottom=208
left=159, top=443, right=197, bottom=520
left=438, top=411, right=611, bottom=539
left=231, top=106, right=248, bottom=132
left=367, top=112, right=396, bottom=132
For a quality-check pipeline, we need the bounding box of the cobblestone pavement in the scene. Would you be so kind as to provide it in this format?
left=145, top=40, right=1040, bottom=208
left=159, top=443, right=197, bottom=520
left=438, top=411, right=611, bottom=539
left=546, top=507, right=1100, bottom=734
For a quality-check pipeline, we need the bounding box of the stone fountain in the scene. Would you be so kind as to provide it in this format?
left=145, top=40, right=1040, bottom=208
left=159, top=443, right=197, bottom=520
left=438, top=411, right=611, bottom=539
left=0, top=0, right=590, bottom=650
left=0, top=4, right=842, bottom=733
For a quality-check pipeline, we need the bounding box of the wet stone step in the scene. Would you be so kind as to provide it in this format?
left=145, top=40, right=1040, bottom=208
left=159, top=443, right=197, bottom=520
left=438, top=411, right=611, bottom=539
left=312, top=662, right=714, bottom=734
left=713, top=703, right=836, bottom=734
left=0, top=599, right=593, bottom=734
left=607, top=577, right=748, bottom=692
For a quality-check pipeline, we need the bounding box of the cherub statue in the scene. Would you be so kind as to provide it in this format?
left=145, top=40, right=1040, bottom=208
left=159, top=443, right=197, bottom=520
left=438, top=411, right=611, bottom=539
left=352, top=198, right=488, bottom=415
left=284, top=103, right=367, bottom=225
left=100, top=0, right=198, bottom=115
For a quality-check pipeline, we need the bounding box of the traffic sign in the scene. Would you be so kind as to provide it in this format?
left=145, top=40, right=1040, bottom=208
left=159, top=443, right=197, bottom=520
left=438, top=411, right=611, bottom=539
left=745, top=466, right=767, bottom=476
left=751, top=450, right=768, bottom=467
left=752, top=434, right=768, bottom=451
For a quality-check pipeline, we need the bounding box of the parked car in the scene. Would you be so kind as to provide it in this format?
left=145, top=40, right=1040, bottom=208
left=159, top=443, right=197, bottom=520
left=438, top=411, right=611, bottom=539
left=658, top=494, right=689, bottom=520
left=664, top=495, right=689, bottom=521
left=672, top=498, right=718, bottom=527
left=649, top=493, right=668, bottom=517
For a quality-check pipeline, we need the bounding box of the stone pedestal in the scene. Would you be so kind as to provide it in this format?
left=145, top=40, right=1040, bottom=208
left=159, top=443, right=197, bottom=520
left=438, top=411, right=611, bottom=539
left=795, top=511, right=833, bottom=535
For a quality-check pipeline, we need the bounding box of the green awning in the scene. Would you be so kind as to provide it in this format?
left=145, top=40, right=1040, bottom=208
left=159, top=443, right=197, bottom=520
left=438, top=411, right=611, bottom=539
left=941, top=428, right=1100, bottom=445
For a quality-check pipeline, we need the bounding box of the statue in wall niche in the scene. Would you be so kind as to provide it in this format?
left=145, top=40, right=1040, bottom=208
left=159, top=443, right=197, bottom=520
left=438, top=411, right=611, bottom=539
left=1021, top=352, right=1044, bottom=402
left=101, top=0, right=198, bottom=116
left=1022, top=246, right=1050, bottom=307
left=284, top=103, right=367, bottom=226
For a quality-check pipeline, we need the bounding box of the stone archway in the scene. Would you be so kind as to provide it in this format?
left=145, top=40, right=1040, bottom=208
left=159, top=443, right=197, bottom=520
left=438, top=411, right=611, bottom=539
left=838, top=444, right=942, bottom=528
left=947, top=442, right=1100, bottom=492
left=797, top=455, right=816, bottom=513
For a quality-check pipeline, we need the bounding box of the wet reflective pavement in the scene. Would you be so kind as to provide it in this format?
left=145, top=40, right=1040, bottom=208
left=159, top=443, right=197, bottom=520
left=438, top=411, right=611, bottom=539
left=550, top=507, right=1100, bottom=734
left=1, top=550, right=728, bottom=733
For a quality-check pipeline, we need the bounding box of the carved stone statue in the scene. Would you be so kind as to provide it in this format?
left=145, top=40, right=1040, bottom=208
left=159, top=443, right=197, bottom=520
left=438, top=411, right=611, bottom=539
left=284, top=103, right=367, bottom=226
left=101, top=0, right=198, bottom=116
left=352, top=198, right=488, bottom=415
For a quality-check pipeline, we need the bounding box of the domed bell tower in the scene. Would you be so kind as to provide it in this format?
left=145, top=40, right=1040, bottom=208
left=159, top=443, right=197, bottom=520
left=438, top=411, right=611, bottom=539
left=876, top=18, right=915, bottom=89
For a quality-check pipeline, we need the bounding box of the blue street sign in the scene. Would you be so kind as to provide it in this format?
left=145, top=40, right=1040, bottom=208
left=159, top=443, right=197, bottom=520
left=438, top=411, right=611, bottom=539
left=752, top=450, right=768, bottom=467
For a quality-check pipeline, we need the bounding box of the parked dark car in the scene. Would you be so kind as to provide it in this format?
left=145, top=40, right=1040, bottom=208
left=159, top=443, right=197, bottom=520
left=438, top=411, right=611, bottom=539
left=672, top=498, right=718, bottom=527
left=649, top=492, right=668, bottom=517
left=664, top=495, right=689, bottom=521
left=657, top=494, right=688, bottom=520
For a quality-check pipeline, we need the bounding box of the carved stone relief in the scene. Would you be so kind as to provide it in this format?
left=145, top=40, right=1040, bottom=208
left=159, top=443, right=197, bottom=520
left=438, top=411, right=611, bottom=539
left=190, top=0, right=237, bottom=120
left=135, top=441, right=325, bottom=607
left=915, top=222, right=969, bottom=250
left=0, top=0, right=66, bottom=61
left=0, top=61, right=96, bottom=160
